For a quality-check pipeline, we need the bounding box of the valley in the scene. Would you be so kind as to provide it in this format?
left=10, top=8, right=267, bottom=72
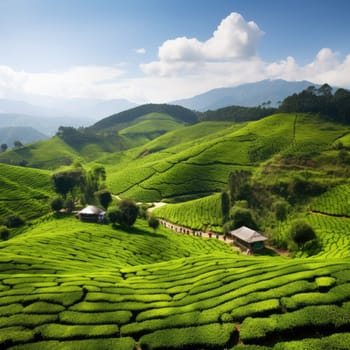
left=1, top=84, right=350, bottom=349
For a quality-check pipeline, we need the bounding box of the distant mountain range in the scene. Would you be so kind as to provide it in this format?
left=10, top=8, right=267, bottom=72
left=0, top=126, right=48, bottom=147
left=0, top=79, right=329, bottom=135
left=172, top=79, right=319, bottom=111
left=0, top=97, right=137, bottom=135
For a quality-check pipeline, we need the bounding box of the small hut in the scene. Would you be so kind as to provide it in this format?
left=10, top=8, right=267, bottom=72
left=229, top=226, right=267, bottom=252
left=76, top=205, right=106, bottom=223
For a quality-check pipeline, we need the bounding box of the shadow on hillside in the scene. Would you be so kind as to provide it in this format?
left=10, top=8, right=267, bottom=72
left=253, top=246, right=281, bottom=257
left=111, top=224, right=165, bottom=238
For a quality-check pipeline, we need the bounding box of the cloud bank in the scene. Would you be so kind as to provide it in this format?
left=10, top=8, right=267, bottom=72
left=1, top=13, right=350, bottom=103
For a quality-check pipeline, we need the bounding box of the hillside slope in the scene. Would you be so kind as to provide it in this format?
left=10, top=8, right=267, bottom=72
left=0, top=127, right=48, bottom=146
left=105, top=113, right=350, bottom=202
left=0, top=164, right=54, bottom=225
left=90, top=103, right=198, bottom=132
left=0, top=216, right=350, bottom=349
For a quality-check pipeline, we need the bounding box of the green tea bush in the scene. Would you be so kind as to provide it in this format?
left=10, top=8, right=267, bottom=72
left=0, top=314, right=58, bottom=328
left=273, top=332, right=350, bottom=350
left=36, top=323, right=119, bottom=340
left=231, top=299, right=281, bottom=320
left=23, top=301, right=65, bottom=314
left=139, top=323, right=234, bottom=350
left=281, top=282, right=350, bottom=309
left=240, top=304, right=350, bottom=343
left=8, top=337, right=135, bottom=350
left=59, top=310, right=132, bottom=325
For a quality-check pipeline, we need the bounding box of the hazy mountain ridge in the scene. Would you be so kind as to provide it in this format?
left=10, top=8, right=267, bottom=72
left=173, top=79, right=318, bottom=111
left=0, top=126, right=48, bottom=146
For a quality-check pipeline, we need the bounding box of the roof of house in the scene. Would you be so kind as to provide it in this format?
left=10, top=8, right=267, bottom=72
left=229, top=226, right=267, bottom=243
left=78, top=205, right=105, bottom=215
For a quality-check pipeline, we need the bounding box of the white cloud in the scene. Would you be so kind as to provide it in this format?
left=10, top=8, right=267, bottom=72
left=141, top=12, right=263, bottom=76
left=0, top=65, right=126, bottom=100
left=1, top=13, right=350, bottom=104
left=136, top=48, right=146, bottom=54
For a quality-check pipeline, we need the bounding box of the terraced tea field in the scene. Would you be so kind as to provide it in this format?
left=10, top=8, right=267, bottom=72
left=154, top=193, right=224, bottom=232
left=0, top=164, right=54, bottom=224
left=310, top=184, right=350, bottom=217
left=1, top=215, right=350, bottom=349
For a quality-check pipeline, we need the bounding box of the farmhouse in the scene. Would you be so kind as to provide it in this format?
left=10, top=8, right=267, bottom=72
left=76, top=205, right=106, bottom=223
left=229, top=226, right=267, bottom=252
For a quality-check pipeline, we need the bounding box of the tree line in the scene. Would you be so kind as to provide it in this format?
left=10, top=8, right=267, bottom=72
left=279, top=84, right=350, bottom=124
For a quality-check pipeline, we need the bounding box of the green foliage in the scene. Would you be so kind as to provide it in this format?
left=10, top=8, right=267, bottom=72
left=117, top=199, right=139, bottom=227
left=289, top=220, right=316, bottom=248
left=96, top=189, right=112, bottom=210
left=37, top=323, right=119, bottom=340
left=0, top=225, right=10, bottom=240
left=198, top=105, right=276, bottom=122
left=229, top=169, right=252, bottom=202
left=90, top=103, right=198, bottom=132
left=273, top=200, right=289, bottom=221
left=51, top=198, right=63, bottom=213
left=139, top=323, right=234, bottom=350
left=59, top=310, right=132, bottom=325
left=279, top=84, right=350, bottom=124
left=147, top=215, right=160, bottom=232
left=310, top=184, right=350, bottom=216
left=240, top=304, right=350, bottom=343
left=230, top=207, right=257, bottom=230
left=154, top=193, right=223, bottom=232
left=6, top=214, right=25, bottom=228
left=52, top=168, right=84, bottom=200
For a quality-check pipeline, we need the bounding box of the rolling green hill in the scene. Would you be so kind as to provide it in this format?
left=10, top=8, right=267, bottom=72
left=105, top=113, right=350, bottom=203
left=90, top=103, right=198, bottom=132
left=0, top=137, right=81, bottom=169
left=0, top=164, right=54, bottom=225
left=1, top=105, right=350, bottom=349
left=1, top=216, right=350, bottom=349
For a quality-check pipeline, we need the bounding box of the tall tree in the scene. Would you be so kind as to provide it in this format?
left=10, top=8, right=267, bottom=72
left=97, top=189, right=112, bottom=210
left=0, top=144, right=7, bottom=152
left=52, top=169, right=84, bottom=200
left=13, top=140, right=23, bottom=148
left=118, top=199, right=139, bottom=227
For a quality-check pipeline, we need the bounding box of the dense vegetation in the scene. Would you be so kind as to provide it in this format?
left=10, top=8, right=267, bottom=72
left=279, top=83, right=350, bottom=124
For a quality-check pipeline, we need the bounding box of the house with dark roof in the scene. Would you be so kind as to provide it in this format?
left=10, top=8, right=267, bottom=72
left=229, top=226, right=267, bottom=252
left=76, top=205, right=106, bottom=223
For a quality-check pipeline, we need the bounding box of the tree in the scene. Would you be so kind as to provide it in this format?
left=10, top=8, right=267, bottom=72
left=97, top=189, right=112, bottom=210
left=273, top=200, right=289, bottom=221
left=148, top=215, right=160, bottom=232
left=221, top=191, right=230, bottom=224
left=118, top=199, right=139, bottom=227
left=51, top=198, right=64, bottom=213
left=230, top=207, right=257, bottom=230
left=82, top=166, right=106, bottom=204
left=290, top=220, right=316, bottom=248
left=52, top=169, right=84, bottom=200
left=13, top=140, right=23, bottom=148
left=6, top=215, right=25, bottom=228
left=108, top=209, right=121, bottom=225
left=228, top=170, right=251, bottom=203
left=0, top=144, right=7, bottom=152
left=0, top=226, right=10, bottom=241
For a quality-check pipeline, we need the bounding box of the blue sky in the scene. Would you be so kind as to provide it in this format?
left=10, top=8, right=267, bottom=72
left=1, top=0, right=350, bottom=103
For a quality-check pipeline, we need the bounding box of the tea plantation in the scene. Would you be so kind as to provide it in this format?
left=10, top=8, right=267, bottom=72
left=1, top=109, right=350, bottom=349
left=0, top=214, right=349, bottom=349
